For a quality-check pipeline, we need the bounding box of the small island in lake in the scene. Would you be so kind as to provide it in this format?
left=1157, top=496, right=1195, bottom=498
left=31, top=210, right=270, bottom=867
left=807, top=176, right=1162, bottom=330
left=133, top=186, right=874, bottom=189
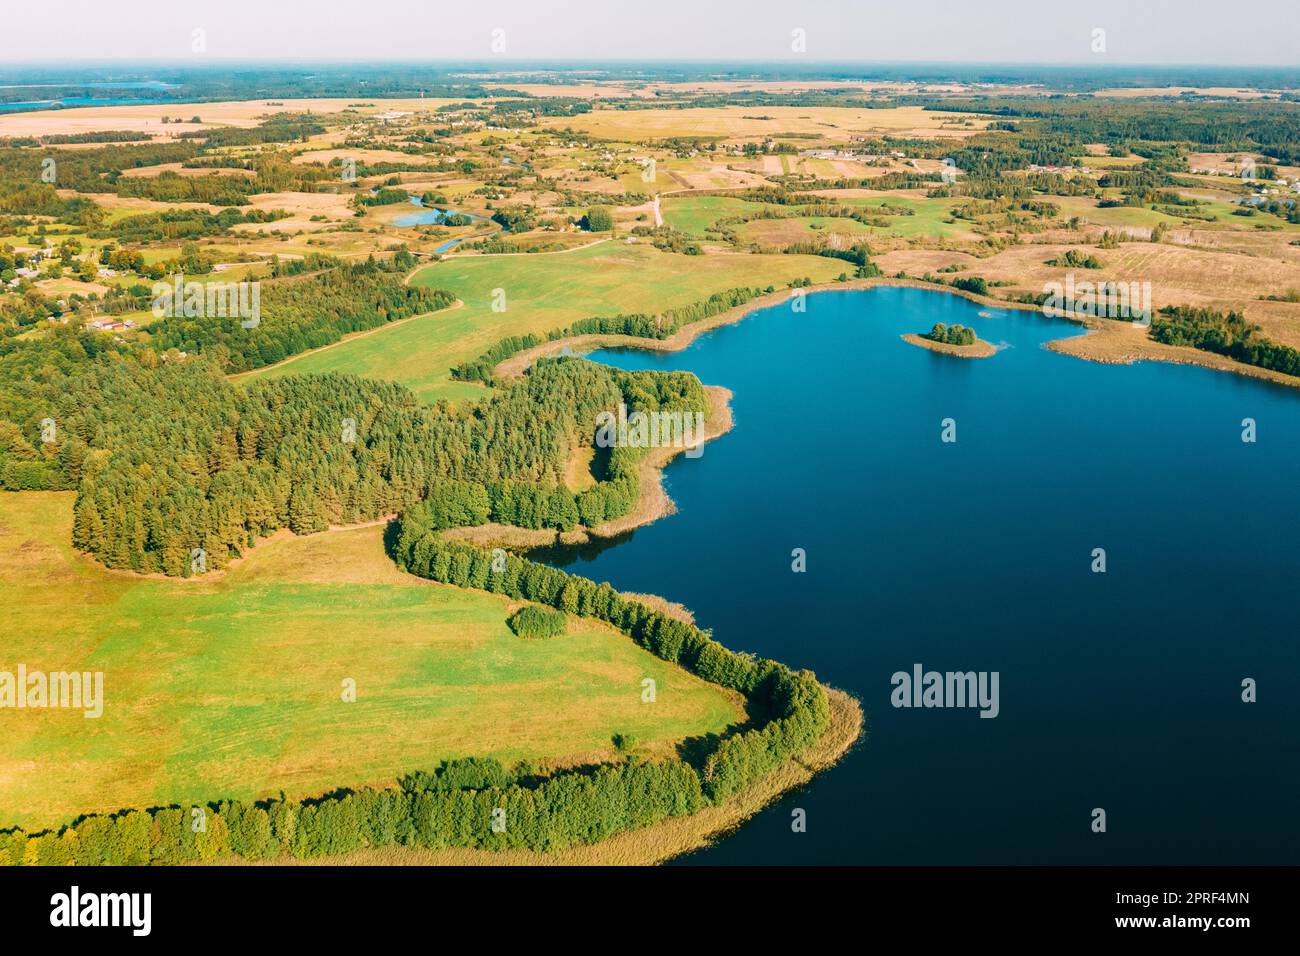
left=903, top=322, right=997, bottom=358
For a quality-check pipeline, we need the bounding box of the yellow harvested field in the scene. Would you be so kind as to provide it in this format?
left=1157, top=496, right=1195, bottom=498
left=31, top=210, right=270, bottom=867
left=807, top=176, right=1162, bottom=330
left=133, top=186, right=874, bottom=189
left=1094, top=87, right=1285, bottom=99
left=233, top=190, right=357, bottom=228
left=0, top=97, right=453, bottom=138
left=541, top=105, right=992, bottom=142
left=119, top=162, right=255, bottom=178
left=913, top=240, right=1300, bottom=349
left=876, top=249, right=984, bottom=274
left=1186, top=151, right=1300, bottom=180
left=35, top=278, right=110, bottom=296
left=57, top=190, right=218, bottom=214
left=660, top=159, right=770, bottom=191
left=292, top=147, right=424, bottom=166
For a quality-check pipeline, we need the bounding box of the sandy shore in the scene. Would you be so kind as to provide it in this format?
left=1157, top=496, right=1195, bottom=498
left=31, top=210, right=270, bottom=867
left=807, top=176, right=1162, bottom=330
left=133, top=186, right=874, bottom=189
left=901, top=332, right=997, bottom=358
left=1046, top=320, right=1300, bottom=388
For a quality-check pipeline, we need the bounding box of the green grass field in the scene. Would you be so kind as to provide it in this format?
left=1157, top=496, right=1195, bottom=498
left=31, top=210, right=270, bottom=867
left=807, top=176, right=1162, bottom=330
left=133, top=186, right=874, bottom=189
left=0, top=492, right=742, bottom=831
left=662, top=196, right=777, bottom=236
left=1050, top=194, right=1300, bottom=234
left=833, top=195, right=966, bottom=239
left=739, top=215, right=877, bottom=246
left=663, top=193, right=964, bottom=242
left=241, top=240, right=844, bottom=403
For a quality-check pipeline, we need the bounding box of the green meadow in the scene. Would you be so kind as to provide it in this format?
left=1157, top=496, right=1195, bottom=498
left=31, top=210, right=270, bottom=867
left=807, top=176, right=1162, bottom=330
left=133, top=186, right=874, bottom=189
left=663, top=193, right=965, bottom=242
left=662, top=196, right=777, bottom=235
left=241, top=240, right=843, bottom=403
left=833, top=194, right=966, bottom=239
left=0, top=493, right=742, bottom=831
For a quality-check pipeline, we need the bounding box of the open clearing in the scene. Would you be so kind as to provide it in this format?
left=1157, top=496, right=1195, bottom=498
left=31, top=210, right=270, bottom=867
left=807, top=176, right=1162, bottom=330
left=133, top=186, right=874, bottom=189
left=0, top=98, right=451, bottom=138
left=0, top=493, right=742, bottom=832
left=895, top=239, right=1300, bottom=349
left=541, top=105, right=992, bottom=142
left=242, top=240, right=845, bottom=402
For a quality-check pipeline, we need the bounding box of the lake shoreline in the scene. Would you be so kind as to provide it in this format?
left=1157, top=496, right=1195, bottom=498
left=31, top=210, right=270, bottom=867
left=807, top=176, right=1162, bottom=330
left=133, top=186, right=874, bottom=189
left=443, top=383, right=735, bottom=550
left=226, top=687, right=864, bottom=867
left=492, top=277, right=1300, bottom=390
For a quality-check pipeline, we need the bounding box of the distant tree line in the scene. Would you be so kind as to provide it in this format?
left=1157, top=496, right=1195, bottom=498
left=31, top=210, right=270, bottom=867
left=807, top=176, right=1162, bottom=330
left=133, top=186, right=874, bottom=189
left=356, top=187, right=410, bottom=208
left=782, top=242, right=883, bottom=275
left=98, top=207, right=291, bottom=244
left=146, top=252, right=453, bottom=373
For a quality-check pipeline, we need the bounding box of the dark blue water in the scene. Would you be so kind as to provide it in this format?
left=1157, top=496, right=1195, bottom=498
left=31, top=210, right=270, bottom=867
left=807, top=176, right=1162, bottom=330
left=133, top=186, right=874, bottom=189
left=554, top=286, right=1300, bottom=865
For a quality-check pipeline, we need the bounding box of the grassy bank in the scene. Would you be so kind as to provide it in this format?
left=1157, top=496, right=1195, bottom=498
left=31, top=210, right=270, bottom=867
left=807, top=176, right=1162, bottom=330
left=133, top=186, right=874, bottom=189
left=244, top=688, right=863, bottom=866
left=0, top=493, right=741, bottom=832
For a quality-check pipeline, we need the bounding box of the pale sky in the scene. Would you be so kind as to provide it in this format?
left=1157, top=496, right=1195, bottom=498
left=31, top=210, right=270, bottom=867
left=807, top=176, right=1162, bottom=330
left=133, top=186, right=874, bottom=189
left=2, top=0, right=1296, bottom=65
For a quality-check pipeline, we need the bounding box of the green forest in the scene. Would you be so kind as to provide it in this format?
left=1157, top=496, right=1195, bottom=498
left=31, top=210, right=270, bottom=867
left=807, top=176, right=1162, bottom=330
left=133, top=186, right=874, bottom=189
left=0, top=297, right=707, bottom=572
left=146, top=252, right=455, bottom=372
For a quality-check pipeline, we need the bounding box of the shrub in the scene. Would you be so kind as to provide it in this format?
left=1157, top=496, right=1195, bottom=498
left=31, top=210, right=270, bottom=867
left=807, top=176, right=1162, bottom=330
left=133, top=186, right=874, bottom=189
left=582, top=206, right=614, bottom=232
left=507, top=605, right=567, bottom=639
left=951, top=276, right=989, bottom=296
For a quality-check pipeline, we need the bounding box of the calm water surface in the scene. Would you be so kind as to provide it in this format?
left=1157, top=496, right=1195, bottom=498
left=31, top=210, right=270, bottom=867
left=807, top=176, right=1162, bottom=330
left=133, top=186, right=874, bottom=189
left=541, top=286, right=1300, bottom=865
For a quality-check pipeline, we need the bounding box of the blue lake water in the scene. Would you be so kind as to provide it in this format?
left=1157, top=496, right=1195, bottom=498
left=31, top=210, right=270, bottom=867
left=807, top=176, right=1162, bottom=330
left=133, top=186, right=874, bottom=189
left=0, top=97, right=174, bottom=113
left=550, top=286, right=1300, bottom=865
left=393, top=196, right=485, bottom=228
left=0, top=82, right=176, bottom=91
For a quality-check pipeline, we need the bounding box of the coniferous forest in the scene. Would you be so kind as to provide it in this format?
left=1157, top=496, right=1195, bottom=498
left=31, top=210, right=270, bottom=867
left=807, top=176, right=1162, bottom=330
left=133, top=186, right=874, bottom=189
left=0, top=289, right=706, bottom=574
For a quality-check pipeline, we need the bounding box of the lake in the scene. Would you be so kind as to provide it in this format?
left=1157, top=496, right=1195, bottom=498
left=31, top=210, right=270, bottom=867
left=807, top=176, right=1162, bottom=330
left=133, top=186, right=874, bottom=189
left=0, top=99, right=176, bottom=113
left=546, top=285, right=1300, bottom=865
left=393, top=196, right=485, bottom=228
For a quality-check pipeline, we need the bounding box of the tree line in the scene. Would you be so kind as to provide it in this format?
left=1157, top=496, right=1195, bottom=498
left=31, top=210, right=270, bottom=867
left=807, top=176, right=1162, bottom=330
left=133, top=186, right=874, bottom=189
left=145, top=252, right=453, bottom=373
left=451, top=286, right=766, bottom=384
left=0, top=526, right=829, bottom=865
left=1151, top=305, right=1300, bottom=377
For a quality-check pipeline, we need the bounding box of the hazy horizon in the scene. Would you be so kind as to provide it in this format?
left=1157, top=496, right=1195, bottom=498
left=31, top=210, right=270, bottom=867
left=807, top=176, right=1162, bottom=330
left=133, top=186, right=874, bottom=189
left=3, top=0, right=1296, bottom=67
